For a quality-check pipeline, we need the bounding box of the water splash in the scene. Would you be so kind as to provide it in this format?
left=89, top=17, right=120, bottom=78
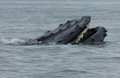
left=1, top=37, right=26, bottom=45
left=1, top=37, right=42, bottom=45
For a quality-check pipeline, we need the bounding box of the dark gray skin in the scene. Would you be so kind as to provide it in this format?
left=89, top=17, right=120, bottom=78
left=80, top=26, right=107, bottom=44
left=35, top=16, right=91, bottom=44
left=26, top=16, right=107, bottom=45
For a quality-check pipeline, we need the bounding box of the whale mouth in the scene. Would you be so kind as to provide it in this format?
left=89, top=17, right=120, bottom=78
left=32, top=16, right=107, bottom=45
left=73, top=23, right=90, bottom=44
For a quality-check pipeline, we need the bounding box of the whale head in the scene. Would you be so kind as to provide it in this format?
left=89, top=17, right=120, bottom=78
left=36, top=16, right=91, bottom=44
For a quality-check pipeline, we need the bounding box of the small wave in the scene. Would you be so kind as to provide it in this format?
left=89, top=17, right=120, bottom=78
left=1, top=37, right=26, bottom=45
left=1, top=37, right=42, bottom=46
left=60, top=69, right=89, bottom=74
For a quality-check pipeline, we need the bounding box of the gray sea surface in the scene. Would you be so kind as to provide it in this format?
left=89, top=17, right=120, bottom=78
left=0, top=1, right=120, bottom=78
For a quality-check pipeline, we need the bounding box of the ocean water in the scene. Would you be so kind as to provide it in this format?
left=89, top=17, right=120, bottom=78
left=0, top=1, right=120, bottom=78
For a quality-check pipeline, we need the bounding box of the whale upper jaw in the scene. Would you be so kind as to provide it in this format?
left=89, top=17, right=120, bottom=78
left=35, top=16, right=91, bottom=44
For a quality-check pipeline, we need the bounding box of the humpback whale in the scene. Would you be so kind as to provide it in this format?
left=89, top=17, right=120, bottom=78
left=27, top=16, right=107, bottom=45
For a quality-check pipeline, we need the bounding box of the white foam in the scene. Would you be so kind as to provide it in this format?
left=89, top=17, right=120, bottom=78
left=1, top=37, right=25, bottom=45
